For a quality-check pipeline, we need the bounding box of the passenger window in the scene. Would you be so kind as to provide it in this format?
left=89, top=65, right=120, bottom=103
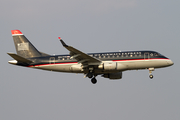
left=58, top=57, right=62, bottom=61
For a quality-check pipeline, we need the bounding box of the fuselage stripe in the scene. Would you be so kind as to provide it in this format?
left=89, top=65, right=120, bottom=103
left=27, top=62, right=78, bottom=67
left=113, top=58, right=169, bottom=62
left=27, top=58, right=169, bottom=67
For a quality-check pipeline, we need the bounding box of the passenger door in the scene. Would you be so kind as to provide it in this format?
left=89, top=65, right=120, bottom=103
left=144, top=53, right=149, bottom=60
left=49, top=57, right=55, bottom=64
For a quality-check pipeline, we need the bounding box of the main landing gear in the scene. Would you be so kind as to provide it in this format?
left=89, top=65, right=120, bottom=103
left=91, top=77, right=97, bottom=84
left=86, top=72, right=93, bottom=78
left=149, top=68, right=154, bottom=79
left=86, top=70, right=97, bottom=84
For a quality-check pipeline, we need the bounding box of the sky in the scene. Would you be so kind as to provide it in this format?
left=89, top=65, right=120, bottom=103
left=1, top=0, right=180, bottom=120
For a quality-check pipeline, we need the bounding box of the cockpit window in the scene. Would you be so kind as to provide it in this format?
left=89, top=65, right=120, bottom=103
left=154, top=52, right=163, bottom=56
left=158, top=53, right=162, bottom=56
left=150, top=53, right=153, bottom=56
left=154, top=53, right=158, bottom=56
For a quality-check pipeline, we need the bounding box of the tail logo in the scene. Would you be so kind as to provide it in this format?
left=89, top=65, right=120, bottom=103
left=17, top=43, right=29, bottom=51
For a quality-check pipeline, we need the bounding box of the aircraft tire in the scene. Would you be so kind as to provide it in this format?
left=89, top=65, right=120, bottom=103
left=91, top=77, right=97, bottom=84
left=149, top=74, right=153, bottom=79
left=87, top=72, right=93, bottom=78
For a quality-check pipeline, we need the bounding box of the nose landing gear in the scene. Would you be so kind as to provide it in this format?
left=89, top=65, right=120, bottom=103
left=149, top=74, right=153, bottom=79
left=149, top=68, right=154, bottom=79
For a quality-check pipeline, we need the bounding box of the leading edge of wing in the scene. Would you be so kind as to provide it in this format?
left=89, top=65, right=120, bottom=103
left=59, top=39, right=101, bottom=65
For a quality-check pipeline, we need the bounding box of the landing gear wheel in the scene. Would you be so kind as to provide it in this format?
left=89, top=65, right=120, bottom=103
left=149, top=74, right=153, bottom=79
left=87, top=72, right=93, bottom=78
left=91, top=77, right=97, bottom=84
left=148, top=68, right=154, bottom=79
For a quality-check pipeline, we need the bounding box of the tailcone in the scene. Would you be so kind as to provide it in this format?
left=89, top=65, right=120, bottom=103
left=8, top=60, right=18, bottom=65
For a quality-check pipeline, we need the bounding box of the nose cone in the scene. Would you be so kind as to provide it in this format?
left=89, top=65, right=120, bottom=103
left=167, top=59, right=174, bottom=66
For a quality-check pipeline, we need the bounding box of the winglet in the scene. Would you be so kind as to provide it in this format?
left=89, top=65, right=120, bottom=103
left=59, top=39, right=68, bottom=47
left=58, top=37, right=62, bottom=40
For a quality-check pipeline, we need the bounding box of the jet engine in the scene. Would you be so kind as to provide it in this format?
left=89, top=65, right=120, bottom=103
left=102, top=72, right=122, bottom=79
left=98, top=62, right=127, bottom=71
left=70, top=64, right=82, bottom=72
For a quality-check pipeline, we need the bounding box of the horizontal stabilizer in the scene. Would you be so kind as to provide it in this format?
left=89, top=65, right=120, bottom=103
left=7, top=53, right=33, bottom=63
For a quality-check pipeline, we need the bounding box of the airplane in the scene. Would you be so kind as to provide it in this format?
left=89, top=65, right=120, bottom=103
left=7, top=30, right=174, bottom=84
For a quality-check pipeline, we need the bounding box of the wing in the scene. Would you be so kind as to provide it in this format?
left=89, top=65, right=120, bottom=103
left=60, top=39, right=101, bottom=66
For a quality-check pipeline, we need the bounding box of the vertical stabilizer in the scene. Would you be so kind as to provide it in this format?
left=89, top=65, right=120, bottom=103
left=11, top=30, right=42, bottom=58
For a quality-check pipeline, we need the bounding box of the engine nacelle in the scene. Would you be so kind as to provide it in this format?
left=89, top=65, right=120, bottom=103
left=98, top=62, right=127, bottom=71
left=70, top=64, right=82, bottom=72
left=102, top=72, right=122, bottom=79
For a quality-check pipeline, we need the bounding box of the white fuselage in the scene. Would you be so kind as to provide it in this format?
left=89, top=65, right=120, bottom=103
left=28, top=58, right=173, bottom=74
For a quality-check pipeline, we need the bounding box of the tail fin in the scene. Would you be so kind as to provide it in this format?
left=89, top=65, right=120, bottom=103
left=11, top=30, right=42, bottom=58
